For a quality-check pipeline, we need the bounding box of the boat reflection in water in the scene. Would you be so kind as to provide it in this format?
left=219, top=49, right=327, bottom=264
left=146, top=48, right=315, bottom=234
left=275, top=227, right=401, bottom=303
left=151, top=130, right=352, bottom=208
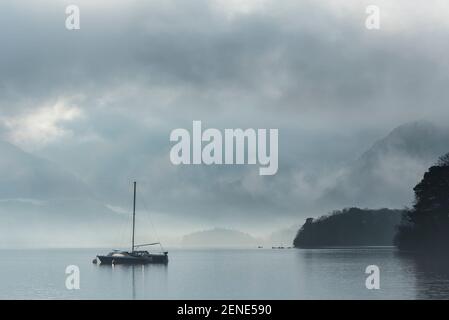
left=98, top=263, right=168, bottom=300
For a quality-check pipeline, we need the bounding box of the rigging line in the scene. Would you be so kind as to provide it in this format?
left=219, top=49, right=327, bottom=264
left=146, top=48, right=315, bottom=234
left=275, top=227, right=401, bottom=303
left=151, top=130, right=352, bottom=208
left=79, top=180, right=118, bottom=248
left=118, top=205, right=132, bottom=250
left=137, top=186, right=165, bottom=253
left=115, top=184, right=134, bottom=250
left=84, top=179, right=132, bottom=249
left=138, top=189, right=161, bottom=249
left=116, top=184, right=134, bottom=249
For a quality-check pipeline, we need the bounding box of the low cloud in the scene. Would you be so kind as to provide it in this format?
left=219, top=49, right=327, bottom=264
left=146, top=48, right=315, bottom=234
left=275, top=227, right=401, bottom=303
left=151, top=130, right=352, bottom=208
left=0, top=0, right=448, bottom=237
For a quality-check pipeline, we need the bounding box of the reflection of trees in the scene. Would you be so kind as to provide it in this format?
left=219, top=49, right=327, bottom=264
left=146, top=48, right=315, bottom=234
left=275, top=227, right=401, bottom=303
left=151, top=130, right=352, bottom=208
left=396, top=251, right=449, bottom=299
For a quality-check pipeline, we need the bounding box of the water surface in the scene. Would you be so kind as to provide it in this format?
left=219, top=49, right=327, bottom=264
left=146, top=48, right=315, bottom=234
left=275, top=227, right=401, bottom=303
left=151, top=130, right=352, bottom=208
left=1, top=247, right=448, bottom=299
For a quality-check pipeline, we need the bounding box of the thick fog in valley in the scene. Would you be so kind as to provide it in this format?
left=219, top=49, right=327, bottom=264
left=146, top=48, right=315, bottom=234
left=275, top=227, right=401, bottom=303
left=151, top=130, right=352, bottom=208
left=1, top=0, right=449, bottom=247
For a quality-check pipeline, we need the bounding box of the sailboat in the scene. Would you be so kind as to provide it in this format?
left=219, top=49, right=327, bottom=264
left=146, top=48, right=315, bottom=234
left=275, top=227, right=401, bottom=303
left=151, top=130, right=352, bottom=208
left=95, top=182, right=168, bottom=265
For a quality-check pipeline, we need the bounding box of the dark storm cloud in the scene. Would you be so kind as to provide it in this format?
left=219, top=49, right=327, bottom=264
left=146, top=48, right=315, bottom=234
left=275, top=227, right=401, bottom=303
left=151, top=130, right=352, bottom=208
left=2, top=0, right=448, bottom=118
left=1, top=0, right=449, bottom=234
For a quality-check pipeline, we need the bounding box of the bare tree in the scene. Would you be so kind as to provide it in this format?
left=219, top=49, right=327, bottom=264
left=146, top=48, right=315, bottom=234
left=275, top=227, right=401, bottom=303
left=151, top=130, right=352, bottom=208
left=437, top=153, right=449, bottom=167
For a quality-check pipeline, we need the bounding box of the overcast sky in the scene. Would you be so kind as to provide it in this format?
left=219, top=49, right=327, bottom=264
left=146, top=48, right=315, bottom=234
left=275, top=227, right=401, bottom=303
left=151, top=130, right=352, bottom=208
left=1, top=0, right=449, bottom=236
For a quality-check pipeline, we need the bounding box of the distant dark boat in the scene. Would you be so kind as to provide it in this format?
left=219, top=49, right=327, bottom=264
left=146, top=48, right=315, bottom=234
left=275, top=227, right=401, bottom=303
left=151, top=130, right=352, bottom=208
left=94, top=182, right=168, bottom=265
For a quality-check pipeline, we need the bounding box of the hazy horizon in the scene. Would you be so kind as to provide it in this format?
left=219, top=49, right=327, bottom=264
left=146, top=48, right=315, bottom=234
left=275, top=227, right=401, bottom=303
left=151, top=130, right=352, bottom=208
left=1, top=0, right=449, bottom=247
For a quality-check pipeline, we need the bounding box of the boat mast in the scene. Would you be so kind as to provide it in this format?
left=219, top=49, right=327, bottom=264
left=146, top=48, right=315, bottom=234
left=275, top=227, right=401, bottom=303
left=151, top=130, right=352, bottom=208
left=132, top=181, right=136, bottom=252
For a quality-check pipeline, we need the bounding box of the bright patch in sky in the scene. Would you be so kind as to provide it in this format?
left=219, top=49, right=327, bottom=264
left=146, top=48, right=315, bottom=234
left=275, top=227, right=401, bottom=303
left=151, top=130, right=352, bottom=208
left=2, top=100, right=82, bottom=151
left=212, top=0, right=268, bottom=18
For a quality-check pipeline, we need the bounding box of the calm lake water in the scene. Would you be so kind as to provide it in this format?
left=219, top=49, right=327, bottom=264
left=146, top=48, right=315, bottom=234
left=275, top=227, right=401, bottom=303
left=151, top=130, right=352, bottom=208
left=1, top=247, right=449, bottom=299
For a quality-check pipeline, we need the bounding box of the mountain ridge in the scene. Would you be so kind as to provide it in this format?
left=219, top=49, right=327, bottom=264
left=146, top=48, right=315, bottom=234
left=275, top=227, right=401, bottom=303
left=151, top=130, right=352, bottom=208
left=321, top=120, right=449, bottom=209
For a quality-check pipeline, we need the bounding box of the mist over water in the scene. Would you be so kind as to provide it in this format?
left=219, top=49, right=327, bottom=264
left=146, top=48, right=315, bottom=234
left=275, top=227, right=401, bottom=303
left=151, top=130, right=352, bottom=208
left=1, top=0, right=449, bottom=301
left=2, top=247, right=449, bottom=300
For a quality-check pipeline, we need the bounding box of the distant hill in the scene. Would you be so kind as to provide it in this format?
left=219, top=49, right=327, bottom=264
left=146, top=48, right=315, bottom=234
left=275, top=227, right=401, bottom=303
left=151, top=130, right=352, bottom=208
left=293, top=208, right=403, bottom=248
left=268, top=225, right=300, bottom=246
left=182, top=228, right=258, bottom=247
left=322, top=121, right=449, bottom=209
left=0, top=140, right=126, bottom=247
left=0, top=139, right=91, bottom=200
